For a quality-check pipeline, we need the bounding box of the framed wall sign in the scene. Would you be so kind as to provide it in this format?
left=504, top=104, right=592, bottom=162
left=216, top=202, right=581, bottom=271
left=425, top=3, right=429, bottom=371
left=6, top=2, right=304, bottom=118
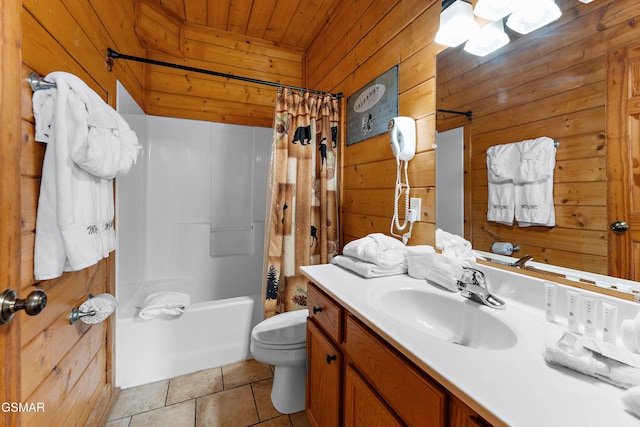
left=346, top=65, right=399, bottom=146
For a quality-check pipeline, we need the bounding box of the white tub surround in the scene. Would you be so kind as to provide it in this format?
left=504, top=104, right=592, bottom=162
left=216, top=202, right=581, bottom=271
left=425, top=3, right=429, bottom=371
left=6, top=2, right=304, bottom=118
left=116, top=278, right=263, bottom=389
left=301, top=263, right=640, bottom=427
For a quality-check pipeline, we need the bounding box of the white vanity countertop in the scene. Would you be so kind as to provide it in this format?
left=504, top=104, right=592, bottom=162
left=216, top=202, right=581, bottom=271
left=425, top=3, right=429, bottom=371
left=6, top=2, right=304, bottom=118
left=300, top=263, right=640, bottom=427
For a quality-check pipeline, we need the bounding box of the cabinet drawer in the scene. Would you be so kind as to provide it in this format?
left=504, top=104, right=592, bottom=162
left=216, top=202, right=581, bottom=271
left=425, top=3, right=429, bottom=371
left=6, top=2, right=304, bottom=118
left=307, top=283, right=343, bottom=343
left=346, top=315, right=448, bottom=427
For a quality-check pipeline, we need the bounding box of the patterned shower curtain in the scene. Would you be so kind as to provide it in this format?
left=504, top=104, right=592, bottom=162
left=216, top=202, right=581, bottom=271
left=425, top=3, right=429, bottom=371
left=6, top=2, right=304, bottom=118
left=262, top=88, right=340, bottom=318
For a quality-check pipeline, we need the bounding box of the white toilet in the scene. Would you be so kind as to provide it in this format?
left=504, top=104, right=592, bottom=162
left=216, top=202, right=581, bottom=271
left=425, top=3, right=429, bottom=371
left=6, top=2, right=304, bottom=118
left=250, top=309, right=309, bottom=414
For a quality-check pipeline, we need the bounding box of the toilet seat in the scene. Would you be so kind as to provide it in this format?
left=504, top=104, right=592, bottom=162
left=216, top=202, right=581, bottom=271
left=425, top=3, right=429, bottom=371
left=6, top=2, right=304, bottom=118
left=251, top=309, right=308, bottom=349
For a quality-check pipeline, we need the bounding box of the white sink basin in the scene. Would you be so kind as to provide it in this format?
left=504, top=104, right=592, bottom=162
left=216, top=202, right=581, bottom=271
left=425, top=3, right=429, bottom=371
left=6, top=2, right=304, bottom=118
left=380, top=289, right=518, bottom=350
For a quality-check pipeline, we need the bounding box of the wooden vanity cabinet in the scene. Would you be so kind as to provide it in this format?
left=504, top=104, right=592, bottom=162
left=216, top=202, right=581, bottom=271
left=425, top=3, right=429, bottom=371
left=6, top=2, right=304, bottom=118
left=306, top=282, right=491, bottom=427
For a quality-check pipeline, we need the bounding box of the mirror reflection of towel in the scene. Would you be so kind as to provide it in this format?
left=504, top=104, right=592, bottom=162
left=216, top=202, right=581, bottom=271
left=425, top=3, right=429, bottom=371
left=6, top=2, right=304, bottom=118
left=514, top=137, right=556, bottom=227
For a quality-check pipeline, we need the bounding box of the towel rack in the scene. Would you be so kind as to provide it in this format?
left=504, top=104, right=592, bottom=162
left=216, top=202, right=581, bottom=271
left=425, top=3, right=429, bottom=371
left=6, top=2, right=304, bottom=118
left=27, top=72, right=56, bottom=91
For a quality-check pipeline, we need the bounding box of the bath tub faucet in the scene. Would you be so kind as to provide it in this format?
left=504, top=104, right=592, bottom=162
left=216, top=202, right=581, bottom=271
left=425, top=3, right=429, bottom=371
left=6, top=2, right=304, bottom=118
left=457, top=267, right=506, bottom=310
left=513, top=254, right=533, bottom=269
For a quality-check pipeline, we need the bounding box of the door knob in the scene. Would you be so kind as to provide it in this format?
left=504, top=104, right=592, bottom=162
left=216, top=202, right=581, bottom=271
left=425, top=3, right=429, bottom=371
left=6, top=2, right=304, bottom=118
left=0, top=289, right=47, bottom=325
left=610, top=221, right=630, bottom=232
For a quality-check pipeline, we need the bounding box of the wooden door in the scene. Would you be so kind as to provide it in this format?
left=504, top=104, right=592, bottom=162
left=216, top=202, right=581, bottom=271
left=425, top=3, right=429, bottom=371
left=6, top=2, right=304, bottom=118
left=0, top=0, right=24, bottom=425
left=607, top=43, right=640, bottom=280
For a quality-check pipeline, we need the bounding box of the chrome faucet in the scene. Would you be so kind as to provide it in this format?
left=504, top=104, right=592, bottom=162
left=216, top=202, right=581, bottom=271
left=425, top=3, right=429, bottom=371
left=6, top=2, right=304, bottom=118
left=456, top=267, right=506, bottom=310
left=513, top=254, right=533, bottom=269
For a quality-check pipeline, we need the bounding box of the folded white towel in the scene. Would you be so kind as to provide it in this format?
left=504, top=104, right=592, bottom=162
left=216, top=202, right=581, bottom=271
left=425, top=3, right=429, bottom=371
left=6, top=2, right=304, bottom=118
left=330, top=255, right=407, bottom=278
left=514, top=137, right=556, bottom=227
left=544, top=330, right=640, bottom=389
left=406, top=245, right=436, bottom=279
left=342, top=233, right=407, bottom=268
left=486, top=142, right=519, bottom=225
left=426, top=253, right=464, bottom=292
left=138, top=291, right=190, bottom=320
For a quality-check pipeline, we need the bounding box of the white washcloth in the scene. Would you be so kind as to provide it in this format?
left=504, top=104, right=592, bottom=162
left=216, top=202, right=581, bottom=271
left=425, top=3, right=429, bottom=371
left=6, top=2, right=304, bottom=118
left=342, top=233, right=408, bottom=268
left=138, top=291, right=190, bottom=320
left=330, top=255, right=407, bottom=278
left=32, top=72, right=141, bottom=280
left=514, top=137, right=556, bottom=227
left=544, top=330, right=640, bottom=389
left=486, top=142, right=519, bottom=225
left=425, top=253, right=464, bottom=292
left=435, top=229, right=476, bottom=267
left=406, top=245, right=436, bottom=279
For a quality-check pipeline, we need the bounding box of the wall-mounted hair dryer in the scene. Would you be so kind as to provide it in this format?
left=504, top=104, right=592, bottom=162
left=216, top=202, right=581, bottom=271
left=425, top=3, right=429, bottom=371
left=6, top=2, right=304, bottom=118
left=388, top=116, right=417, bottom=244
left=388, top=116, right=416, bottom=162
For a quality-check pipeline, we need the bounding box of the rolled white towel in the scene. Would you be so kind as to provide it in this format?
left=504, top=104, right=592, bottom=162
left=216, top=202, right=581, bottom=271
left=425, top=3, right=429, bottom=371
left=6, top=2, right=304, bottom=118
left=406, top=245, right=436, bottom=279
left=138, top=291, right=190, bottom=320
left=426, top=253, right=464, bottom=292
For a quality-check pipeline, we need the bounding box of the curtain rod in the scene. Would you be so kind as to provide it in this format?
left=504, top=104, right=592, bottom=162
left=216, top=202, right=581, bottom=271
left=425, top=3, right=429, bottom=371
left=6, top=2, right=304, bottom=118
left=437, top=108, right=473, bottom=121
left=107, top=48, right=342, bottom=99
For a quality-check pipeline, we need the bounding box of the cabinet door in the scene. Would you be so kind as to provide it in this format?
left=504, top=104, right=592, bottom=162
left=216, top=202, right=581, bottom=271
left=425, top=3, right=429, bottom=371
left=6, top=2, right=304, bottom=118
left=449, top=394, right=492, bottom=427
left=307, top=320, right=342, bottom=427
left=344, top=364, right=403, bottom=427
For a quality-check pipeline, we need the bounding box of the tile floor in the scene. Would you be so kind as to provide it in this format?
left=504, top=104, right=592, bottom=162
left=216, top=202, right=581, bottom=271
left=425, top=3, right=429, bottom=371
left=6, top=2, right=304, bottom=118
left=106, top=359, right=311, bottom=427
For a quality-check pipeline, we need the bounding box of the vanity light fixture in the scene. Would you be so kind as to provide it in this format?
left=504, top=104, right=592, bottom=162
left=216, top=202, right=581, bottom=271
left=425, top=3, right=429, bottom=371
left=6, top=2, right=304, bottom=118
left=578, top=0, right=594, bottom=2
left=464, top=19, right=510, bottom=57
left=434, top=0, right=480, bottom=48
left=506, top=0, right=562, bottom=35
left=473, top=0, right=523, bottom=22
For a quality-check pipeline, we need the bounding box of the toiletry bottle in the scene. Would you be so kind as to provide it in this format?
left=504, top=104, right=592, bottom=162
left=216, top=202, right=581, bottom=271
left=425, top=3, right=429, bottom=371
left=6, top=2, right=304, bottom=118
left=602, top=302, right=618, bottom=344
left=544, top=282, right=557, bottom=322
left=567, top=291, right=581, bottom=334
left=582, top=297, right=597, bottom=338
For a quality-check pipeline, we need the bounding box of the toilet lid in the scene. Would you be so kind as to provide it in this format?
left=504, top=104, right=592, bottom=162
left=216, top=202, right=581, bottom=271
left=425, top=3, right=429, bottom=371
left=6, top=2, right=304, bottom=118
left=252, top=309, right=309, bottom=347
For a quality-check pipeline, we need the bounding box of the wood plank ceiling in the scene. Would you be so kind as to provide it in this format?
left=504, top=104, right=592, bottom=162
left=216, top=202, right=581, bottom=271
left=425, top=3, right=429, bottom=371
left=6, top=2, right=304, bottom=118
left=154, top=0, right=343, bottom=50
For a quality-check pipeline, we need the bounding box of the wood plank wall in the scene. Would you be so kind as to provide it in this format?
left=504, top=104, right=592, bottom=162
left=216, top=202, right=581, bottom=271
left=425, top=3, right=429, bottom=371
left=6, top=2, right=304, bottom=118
left=305, top=0, right=443, bottom=248
left=137, top=0, right=304, bottom=127
left=19, top=0, right=144, bottom=425
left=436, top=0, right=640, bottom=275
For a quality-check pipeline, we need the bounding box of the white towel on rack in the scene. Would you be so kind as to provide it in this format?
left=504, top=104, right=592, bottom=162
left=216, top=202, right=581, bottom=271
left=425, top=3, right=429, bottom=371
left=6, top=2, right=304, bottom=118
left=32, top=72, right=140, bottom=280
left=514, top=137, right=556, bottom=227
left=486, top=142, right=519, bottom=225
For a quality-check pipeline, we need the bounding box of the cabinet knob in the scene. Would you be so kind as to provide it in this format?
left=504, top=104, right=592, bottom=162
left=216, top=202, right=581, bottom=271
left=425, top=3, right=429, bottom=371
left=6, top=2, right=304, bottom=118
left=312, top=306, right=323, bottom=315
left=326, top=354, right=337, bottom=364
left=610, top=220, right=629, bottom=232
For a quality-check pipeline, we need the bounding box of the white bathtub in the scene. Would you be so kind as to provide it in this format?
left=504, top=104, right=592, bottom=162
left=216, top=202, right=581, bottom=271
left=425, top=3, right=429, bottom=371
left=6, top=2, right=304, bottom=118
left=115, top=278, right=264, bottom=389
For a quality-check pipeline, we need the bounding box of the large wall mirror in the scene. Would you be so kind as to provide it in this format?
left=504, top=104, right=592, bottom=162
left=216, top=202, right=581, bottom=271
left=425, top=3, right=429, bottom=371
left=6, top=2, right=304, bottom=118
left=435, top=0, right=640, bottom=298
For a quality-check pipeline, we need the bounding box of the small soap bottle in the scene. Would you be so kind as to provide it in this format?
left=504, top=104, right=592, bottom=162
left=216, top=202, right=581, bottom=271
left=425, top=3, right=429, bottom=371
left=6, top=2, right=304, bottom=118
left=544, top=282, right=557, bottom=323
left=567, top=291, right=581, bottom=334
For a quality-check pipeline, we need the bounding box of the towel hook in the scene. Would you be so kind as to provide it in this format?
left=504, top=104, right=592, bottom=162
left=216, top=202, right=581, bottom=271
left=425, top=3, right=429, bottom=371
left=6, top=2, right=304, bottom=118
left=27, top=72, right=56, bottom=91
left=69, top=294, right=95, bottom=324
